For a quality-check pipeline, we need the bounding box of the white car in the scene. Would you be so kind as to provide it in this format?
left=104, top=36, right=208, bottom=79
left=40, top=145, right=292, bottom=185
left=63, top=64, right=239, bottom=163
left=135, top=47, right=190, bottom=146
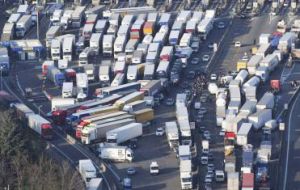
left=234, top=41, right=241, bottom=47
left=210, top=74, right=217, bottom=81
left=156, top=127, right=165, bottom=136
left=202, top=55, right=210, bottom=62
left=150, top=161, right=159, bottom=175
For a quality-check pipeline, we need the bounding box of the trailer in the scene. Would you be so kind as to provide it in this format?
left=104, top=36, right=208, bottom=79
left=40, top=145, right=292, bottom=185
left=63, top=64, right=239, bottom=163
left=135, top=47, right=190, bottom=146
left=165, top=121, right=179, bottom=150
left=237, top=123, right=252, bottom=146
left=95, top=82, right=141, bottom=98
left=106, top=123, right=142, bottom=145
left=79, top=159, right=97, bottom=183
left=256, top=92, right=274, bottom=110
left=47, top=66, right=65, bottom=87
left=63, top=36, right=75, bottom=61
left=71, top=6, right=86, bottom=28
left=95, top=19, right=108, bottom=33
left=103, top=35, right=115, bottom=57
left=140, top=80, right=161, bottom=96
left=156, top=61, right=170, bottom=79
left=143, top=64, right=155, bottom=80
left=15, top=15, right=32, bottom=38
left=180, top=159, right=193, bottom=189
left=114, top=91, right=144, bottom=109
left=158, top=13, right=171, bottom=26
left=197, top=17, right=213, bottom=40
left=99, top=64, right=111, bottom=87
left=248, top=109, right=272, bottom=129
left=27, top=114, right=53, bottom=139
left=123, top=100, right=147, bottom=113
left=81, top=118, right=135, bottom=144
left=114, top=36, right=127, bottom=57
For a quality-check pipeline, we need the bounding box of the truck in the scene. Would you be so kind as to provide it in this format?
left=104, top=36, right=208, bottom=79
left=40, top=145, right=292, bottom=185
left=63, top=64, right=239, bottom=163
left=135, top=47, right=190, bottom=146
left=123, top=100, right=147, bottom=113
left=137, top=43, right=149, bottom=56
left=160, top=46, right=174, bottom=61
left=227, top=172, right=239, bottom=190
left=243, top=76, right=261, bottom=93
left=51, top=39, right=62, bottom=60
left=202, top=140, right=209, bottom=154
left=99, top=145, right=134, bottom=162
left=256, top=92, right=274, bottom=110
left=99, top=64, right=111, bottom=87
left=103, top=35, right=114, bottom=57
left=63, top=36, right=75, bottom=61
left=256, top=43, right=271, bottom=58
left=76, top=73, right=89, bottom=101
left=51, top=97, right=75, bottom=111
left=60, top=10, right=74, bottom=30
left=27, top=114, right=53, bottom=140
left=67, top=105, right=118, bottom=126
left=84, top=64, right=95, bottom=82
left=178, top=118, right=191, bottom=146
left=125, top=39, right=139, bottom=61
left=50, top=9, right=63, bottom=26
left=180, top=159, right=193, bottom=189
left=78, top=159, right=97, bottom=183
left=178, top=145, right=191, bottom=160
left=132, top=50, right=143, bottom=64
left=259, top=53, right=279, bottom=72
left=248, top=109, right=272, bottom=130
left=278, top=32, right=297, bottom=54
left=169, top=30, right=181, bottom=46
left=156, top=61, right=170, bottom=79
left=127, top=65, right=138, bottom=82
left=143, top=64, right=155, bottom=80
left=235, top=70, right=249, bottom=85
left=79, top=47, right=93, bottom=66
left=7, top=13, right=21, bottom=24
left=62, top=82, right=75, bottom=98
left=240, top=100, right=257, bottom=115
left=46, top=26, right=61, bottom=49
left=255, top=66, right=270, bottom=82
left=237, top=123, right=252, bottom=146
left=114, top=36, right=127, bottom=58
left=158, top=13, right=171, bottom=26
left=257, top=141, right=272, bottom=163
left=133, top=108, right=154, bottom=123
left=0, top=48, right=10, bottom=74
left=47, top=66, right=65, bottom=86
left=71, top=6, right=86, bottom=28
left=247, top=55, right=263, bottom=75
left=113, top=61, right=126, bottom=75
left=82, top=118, right=135, bottom=144
left=95, top=82, right=141, bottom=98
left=95, top=19, right=108, bottom=33
left=242, top=145, right=254, bottom=173
left=180, top=33, right=192, bottom=47
left=1, top=23, right=14, bottom=42
left=186, top=20, right=197, bottom=33
left=90, top=33, right=102, bottom=55
left=111, top=73, right=125, bottom=87
left=15, top=15, right=32, bottom=38
left=143, top=22, right=154, bottom=35
left=165, top=121, right=179, bottom=150
left=242, top=173, right=254, bottom=190
left=114, top=91, right=144, bottom=109
left=86, top=178, right=103, bottom=190
left=106, top=123, right=143, bottom=145
left=140, top=80, right=161, bottom=96
left=197, top=17, right=214, bottom=40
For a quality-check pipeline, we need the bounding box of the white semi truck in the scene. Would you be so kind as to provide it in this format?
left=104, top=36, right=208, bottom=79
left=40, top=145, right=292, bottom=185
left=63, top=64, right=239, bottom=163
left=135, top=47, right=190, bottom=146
left=78, top=159, right=97, bottom=183
left=106, top=123, right=143, bottom=145
left=180, top=159, right=193, bottom=189
left=98, top=145, right=134, bottom=162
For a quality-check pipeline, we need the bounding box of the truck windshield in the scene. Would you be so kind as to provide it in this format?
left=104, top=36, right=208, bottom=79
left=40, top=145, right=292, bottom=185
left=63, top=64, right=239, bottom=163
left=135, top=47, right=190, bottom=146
left=182, top=177, right=192, bottom=183
left=151, top=166, right=158, bottom=170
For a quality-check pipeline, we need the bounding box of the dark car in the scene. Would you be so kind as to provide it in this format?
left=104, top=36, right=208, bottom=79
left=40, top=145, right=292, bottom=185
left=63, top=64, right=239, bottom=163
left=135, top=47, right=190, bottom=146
left=165, top=97, right=175, bottom=106
left=186, top=71, right=196, bottom=79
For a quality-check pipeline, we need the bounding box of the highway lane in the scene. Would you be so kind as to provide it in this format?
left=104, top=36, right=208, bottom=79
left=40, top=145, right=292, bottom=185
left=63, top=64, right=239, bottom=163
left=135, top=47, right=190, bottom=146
left=283, top=87, right=300, bottom=190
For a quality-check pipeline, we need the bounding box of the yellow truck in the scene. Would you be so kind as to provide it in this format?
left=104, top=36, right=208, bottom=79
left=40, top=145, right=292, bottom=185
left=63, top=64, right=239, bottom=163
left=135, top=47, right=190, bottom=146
left=133, top=108, right=154, bottom=123
left=236, top=60, right=247, bottom=71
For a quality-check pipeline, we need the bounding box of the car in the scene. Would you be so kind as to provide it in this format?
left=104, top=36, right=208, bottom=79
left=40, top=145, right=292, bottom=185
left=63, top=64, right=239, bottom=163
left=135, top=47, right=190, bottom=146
left=240, top=13, right=249, bottom=19
left=207, top=152, right=214, bottom=161
left=127, top=167, right=137, bottom=175
left=186, top=71, right=196, bottom=79
left=196, top=117, right=202, bottom=123
left=198, top=125, right=206, bottom=133
left=194, top=101, right=201, bottom=109
left=219, top=128, right=226, bottom=136
left=202, top=54, right=210, bottom=62
left=241, top=54, right=249, bottom=61
left=198, top=107, right=207, bottom=114
left=207, top=164, right=215, bottom=172
left=217, top=21, right=226, bottom=29
left=200, top=96, right=207, bottom=103
left=197, top=114, right=204, bottom=120
left=123, top=177, right=132, bottom=189
left=165, top=97, right=175, bottom=106
left=210, top=73, right=217, bottom=81
left=191, top=57, right=200, bottom=65
left=204, top=175, right=213, bottom=183
left=234, top=41, right=241, bottom=47
left=208, top=43, right=214, bottom=49
left=230, top=71, right=239, bottom=77
left=204, top=183, right=212, bottom=190
left=180, top=81, right=190, bottom=89
left=207, top=170, right=214, bottom=178
left=156, top=127, right=165, bottom=136
left=203, top=130, right=211, bottom=140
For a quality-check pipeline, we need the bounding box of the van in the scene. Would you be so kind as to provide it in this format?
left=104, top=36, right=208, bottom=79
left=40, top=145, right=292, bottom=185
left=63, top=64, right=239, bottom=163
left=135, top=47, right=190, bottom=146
left=215, top=170, right=225, bottom=182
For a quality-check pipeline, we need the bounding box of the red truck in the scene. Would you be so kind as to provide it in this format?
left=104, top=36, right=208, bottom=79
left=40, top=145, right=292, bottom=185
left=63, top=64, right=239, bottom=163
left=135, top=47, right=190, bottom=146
left=270, top=80, right=280, bottom=93
left=28, top=114, right=53, bottom=140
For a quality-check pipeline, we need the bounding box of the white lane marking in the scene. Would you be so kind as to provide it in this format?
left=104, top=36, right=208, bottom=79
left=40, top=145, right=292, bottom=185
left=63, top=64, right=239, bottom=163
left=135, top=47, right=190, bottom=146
left=283, top=89, right=300, bottom=190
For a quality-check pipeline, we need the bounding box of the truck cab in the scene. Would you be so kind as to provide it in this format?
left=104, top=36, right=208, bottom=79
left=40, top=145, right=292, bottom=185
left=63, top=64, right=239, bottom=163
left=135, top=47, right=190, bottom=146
left=150, top=161, right=159, bottom=175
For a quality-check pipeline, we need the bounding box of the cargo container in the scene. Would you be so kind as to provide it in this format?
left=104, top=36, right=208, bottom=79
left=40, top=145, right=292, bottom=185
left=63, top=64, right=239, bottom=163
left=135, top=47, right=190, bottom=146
left=259, top=53, right=279, bottom=72
left=123, top=100, right=147, bottom=113
left=140, top=80, right=161, bottom=96
left=103, top=34, right=115, bottom=57
left=235, top=70, right=249, bottom=85
left=133, top=108, right=154, bottom=123
left=243, top=76, right=261, bottom=92
left=197, top=17, right=214, bottom=40
left=169, top=30, right=181, bottom=45
left=95, top=19, right=108, bottom=33
left=247, top=55, right=263, bottom=75
left=147, top=12, right=158, bottom=22
left=63, top=36, right=75, bottom=61
left=71, top=6, right=86, bottom=28
left=240, top=100, right=257, bottom=114
left=7, top=13, right=21, bottom=24
left=99, top=64, right=111, bottom=87
left=248, top=109, right=272, bottom=129
left=106, top=123, right=142, bottom=145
